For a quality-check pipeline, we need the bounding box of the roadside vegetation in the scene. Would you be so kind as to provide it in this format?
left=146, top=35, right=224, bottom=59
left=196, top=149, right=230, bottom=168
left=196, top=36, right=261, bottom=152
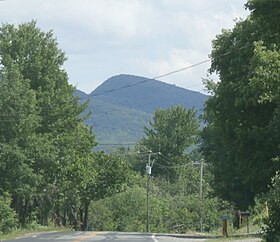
left=0, top=0, right=279, bottom=241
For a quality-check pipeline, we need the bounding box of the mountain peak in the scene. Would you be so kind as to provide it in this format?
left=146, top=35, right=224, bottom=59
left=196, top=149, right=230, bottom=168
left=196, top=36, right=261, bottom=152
left=91, top=74, right=151, bottom=95
left=76, top=74, right=207, bottom=146
left=91, top=74, right=207, bottom=114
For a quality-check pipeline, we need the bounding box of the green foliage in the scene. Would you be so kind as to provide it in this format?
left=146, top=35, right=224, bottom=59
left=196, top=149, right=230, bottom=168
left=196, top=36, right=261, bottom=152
left=89, top=185, right=227, bottom=233
left=250, top=196, right=268, bottom=228
left=249, top=43, right=280, bottom=104
left=167, top=195, right=223, bottom=233
left=0, top=64, right=39, bottom=144
left=90, top=187, right=147, bottom=232
left=92, top=74, right=207, bottom=115
left=92, top=152, right=130, bottom=199
left=0, top=193, right=18, bottom=234
left=90, top=186, right=173, bottom=233
left=140, top=106, right=199, bottom=180
left=152, top=166, right=224, bottom=232
left=85, top=98, right=152, bottom=147
left=0, top=20, right=249, bottom=235
left=76, top=74, right=207, bottom=148
left=263, top=171, right=280, bottom=242
left=89, top=160, right=228, bottom=233
left=202, top=0, right=280, bottom=208
left=0, top=21, right=97, bottom=229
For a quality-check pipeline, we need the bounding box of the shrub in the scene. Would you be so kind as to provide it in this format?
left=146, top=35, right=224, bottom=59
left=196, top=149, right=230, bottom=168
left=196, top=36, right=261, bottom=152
left=0, top=193, right=18, bottom=234
left=263, top=171, right=280, bottom=241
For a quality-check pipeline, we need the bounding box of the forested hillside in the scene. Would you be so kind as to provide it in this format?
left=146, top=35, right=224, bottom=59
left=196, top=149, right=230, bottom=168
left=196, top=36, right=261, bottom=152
left=0, top=21, right=217, bottom=235
left=86, top=98, right=152, bottom=145
left=0, top=1, right=279, bottom=240
left=91, top=74, right=206, bottom=114
left=76, top=74, right=207, bottom=146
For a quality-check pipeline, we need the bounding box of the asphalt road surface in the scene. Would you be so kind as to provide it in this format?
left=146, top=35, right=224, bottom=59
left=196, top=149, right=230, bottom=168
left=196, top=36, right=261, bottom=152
left=5, top=231, right=207, bottom=242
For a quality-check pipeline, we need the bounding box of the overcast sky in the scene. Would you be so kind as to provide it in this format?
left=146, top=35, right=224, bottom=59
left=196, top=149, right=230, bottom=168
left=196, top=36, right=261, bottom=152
left=0, top=0, right=249, bottom=94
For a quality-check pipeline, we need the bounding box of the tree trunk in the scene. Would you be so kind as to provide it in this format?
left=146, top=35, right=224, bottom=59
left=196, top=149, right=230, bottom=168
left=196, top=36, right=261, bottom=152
left=80, top=200, right=90, bottom=231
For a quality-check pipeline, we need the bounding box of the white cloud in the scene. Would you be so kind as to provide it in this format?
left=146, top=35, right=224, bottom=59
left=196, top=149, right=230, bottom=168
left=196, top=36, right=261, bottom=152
left=0, top=0, right=249, bottom=93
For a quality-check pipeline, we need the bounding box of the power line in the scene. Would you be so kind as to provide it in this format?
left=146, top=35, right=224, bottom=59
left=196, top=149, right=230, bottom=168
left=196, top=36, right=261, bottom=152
left=84, top=42, right=260, bottom=98
left=156, top=162, right=193, bottom=169
left=90, top=80, right=149, bottom=97
left=2, top=35, right=278, bottom=121
left=157, top=153, right=194, bottom=169
left=88, top=60, right=210, bottom=98
left=0, top=68, right=255, bottom=121
left=0, top=39, right=261, bottom=114
left=153, top=59, right=210, bottom=80
left=97, top=142, right=136, bottom=146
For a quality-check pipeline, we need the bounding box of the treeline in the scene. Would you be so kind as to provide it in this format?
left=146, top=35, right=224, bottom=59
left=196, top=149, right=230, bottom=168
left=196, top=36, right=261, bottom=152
left=201, top=0, right=280, bottom=241
left=0, top=21, right=222, bottom=234
left=88, top=106, right=228, bottom=232
left=1, top=0, right=280, bottom=240
left=0, top=21, right=128, bottom=232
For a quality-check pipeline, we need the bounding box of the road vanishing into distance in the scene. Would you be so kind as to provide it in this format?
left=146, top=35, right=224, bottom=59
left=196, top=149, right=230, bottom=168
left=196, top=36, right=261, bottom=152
left=5, top=231, right=262, bottom=242
left=5, top=231, right=208, bottom=242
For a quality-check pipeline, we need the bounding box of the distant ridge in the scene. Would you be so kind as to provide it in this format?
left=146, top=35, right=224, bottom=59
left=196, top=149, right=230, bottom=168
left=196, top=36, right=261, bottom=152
left=91, top=74, right=206, bottom=114
left=75, top=74, right=208, bottom=148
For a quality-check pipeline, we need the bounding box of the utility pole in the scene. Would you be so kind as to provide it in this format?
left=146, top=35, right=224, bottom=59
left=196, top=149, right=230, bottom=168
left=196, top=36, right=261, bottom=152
left=146, top=152, right=152, bottom=233
left=199, top=159, right=204, bottom=233
left=138, top=150, right=160, bottom=233
left=193, top=159, right=205, bottom=233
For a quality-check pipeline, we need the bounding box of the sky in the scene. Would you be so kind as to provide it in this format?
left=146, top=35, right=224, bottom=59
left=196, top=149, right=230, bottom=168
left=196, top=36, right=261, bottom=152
left=0, top=0, right=250, bottom=94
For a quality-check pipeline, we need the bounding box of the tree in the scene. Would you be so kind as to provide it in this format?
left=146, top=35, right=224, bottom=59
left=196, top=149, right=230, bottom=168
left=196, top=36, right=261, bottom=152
left=0, top=21, right=96, bottom=227
left=140, top=106, right=199, bottom=180
left=88, top=168, right=228, bottom=233
left=202, top=0, right=280, bottom=208
left=0, top=193, right=18, bottom=234
left=0, top=64, right=40, bottom=225
left=0, top=21, right=87, bottom=135
left=263, top=171, right=280, bottom=242
left=85, top=152, right=130, bottom=231
left=93, top=152, right=129, bottom=199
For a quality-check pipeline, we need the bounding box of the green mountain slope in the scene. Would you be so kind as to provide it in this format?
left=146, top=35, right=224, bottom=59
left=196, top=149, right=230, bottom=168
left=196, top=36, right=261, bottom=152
left=85, top=98, right=152, bottom=144
left=76, top=74, right=208, bottom=148
left=91, top=74, right=206, bottom=114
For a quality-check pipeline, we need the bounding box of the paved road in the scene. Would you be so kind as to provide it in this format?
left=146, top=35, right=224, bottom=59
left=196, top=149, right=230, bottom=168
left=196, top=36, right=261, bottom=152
left=4, top=231, right=262, bottom=242
left=5, top=231, right=207, bottom=242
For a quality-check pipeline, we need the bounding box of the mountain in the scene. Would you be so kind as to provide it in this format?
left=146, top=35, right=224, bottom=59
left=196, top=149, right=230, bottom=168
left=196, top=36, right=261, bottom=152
left=75, top=74, right=208, bottom=148
left=91, top=74, right=206, bottom=114
left=85, top=98, right=152, bottom=146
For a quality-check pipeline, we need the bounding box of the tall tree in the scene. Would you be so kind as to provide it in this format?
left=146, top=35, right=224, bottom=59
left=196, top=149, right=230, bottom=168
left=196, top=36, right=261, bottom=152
left=0, top=64, right=39, bottom=224
left=140, top=106, right=199, bottom=180
left=202, top=0, right=280, bottom=208
left=0, top=21, right=96, bottom=226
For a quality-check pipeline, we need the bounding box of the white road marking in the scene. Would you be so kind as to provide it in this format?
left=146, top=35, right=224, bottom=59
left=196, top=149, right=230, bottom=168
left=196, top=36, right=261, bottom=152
left=152, top=233, right=159, bottom=242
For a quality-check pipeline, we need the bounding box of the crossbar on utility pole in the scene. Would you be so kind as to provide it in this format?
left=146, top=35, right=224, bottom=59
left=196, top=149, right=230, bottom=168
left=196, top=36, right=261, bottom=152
left=146, top=152, right=151, bottom=233
left=138, top=150, right=160, bottom=233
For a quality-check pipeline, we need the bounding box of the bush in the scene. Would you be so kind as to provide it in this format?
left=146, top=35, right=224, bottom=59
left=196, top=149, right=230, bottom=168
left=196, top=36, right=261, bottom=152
left=0, top=193, right=18, bottom=234
left=89, top=186, right=225, bottom=233
left=250, top=196, right=268, bottom=228
left=263, top=171, right=280, bottom=241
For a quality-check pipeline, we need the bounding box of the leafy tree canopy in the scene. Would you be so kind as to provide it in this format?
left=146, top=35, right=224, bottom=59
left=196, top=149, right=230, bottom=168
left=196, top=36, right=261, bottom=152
left=0, top=21, right=96, bottom=228
left=202, top=0, right=280, bottom=208
left=140, top=106, right=199, bottom=180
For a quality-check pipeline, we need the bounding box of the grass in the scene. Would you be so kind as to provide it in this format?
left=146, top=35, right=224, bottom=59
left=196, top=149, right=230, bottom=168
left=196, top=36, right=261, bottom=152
left=205, top=237, right=261, bottom=242
left=0, top=225, right=70, bottom=241
left=204, top=223, right=263, bottom=241
left=206, top=222, right=261, bottom=235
